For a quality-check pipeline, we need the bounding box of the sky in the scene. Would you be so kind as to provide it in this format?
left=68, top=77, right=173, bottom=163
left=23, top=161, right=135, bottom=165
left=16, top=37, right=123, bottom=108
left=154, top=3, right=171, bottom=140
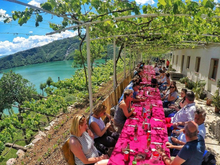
left=0, top=0, right=219, bottom=57
left=0, top=0, right=157, bottom=57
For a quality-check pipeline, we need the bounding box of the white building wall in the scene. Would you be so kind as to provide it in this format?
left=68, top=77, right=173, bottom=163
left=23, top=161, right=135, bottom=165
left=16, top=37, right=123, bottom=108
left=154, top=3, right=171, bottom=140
left=172, top=44, right=220, bottom=95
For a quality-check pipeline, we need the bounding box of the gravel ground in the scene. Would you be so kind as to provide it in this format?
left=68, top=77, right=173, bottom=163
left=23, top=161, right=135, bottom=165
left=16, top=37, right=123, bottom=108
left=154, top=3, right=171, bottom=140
left=176, top=80, right=220, bottom=165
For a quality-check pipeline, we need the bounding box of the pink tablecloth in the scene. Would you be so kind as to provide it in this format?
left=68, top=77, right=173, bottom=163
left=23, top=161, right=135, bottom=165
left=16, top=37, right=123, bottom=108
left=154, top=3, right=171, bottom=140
left=108, top=87, right=169, bottom=165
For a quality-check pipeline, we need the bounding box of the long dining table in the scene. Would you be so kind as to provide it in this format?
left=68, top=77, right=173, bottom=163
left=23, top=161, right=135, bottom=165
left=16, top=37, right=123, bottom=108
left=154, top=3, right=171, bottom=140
left=108, top=65, right=170, bottom=165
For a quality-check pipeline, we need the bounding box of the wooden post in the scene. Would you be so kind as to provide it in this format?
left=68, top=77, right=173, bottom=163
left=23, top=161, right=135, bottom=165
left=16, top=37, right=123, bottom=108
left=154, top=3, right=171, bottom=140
left=86, top=25, right=93, bottom=112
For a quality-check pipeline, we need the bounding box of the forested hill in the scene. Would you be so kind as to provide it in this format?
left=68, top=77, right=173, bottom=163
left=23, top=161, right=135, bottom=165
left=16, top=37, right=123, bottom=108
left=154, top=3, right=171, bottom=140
left=0, top=36, right=80, bottom=70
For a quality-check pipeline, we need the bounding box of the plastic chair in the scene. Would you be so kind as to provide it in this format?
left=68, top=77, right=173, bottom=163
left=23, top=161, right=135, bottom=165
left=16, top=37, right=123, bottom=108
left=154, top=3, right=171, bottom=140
left=60, top=138, right=75, bottom=165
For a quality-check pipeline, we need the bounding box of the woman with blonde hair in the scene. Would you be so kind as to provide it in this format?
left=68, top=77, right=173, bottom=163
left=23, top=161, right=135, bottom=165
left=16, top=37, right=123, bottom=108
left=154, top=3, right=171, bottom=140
left=69, top=114, right=109, bottom=165
left=89, top=104, right=119, bottom=155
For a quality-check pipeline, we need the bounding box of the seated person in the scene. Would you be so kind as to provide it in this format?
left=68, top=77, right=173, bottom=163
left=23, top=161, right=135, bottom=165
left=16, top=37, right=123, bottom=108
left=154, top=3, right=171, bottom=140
left=133, top=67, right=139, bottom=76
left=167, top=107, right=206, bottom=156
left=150, top=78, right=158, bottom=88
left=132, top=84, right=146, bottom=102
left=118, top=77, right=140, bottom=102
left=114, top=89, right=135, bottom=133
left=157, top=121, right=205, bottom=165
left=161, top=81, right=177, bottom=98
left=154, top=63, right=160, bottom=76
left=162, top=66, right=167, bottom=72
left=69, top=114, right=109, bottom=165
left=158, top=70, right=166, bottom=85
left=162, top=83, right=178, bottom=108
left=159, top=73, right=170, bottom=91
left=156, top=70, right=163, bottom=80
left=89, top=104, right=119, bottom=155
left=139, top=62, right=145, bottom=69
left=118, top=81, right=141, bottom=103
left=133, top=69, right=143, bottom=80
left=143, top=78, right=158, bottom=88
left=165, top=91, right=196, bottom=129
left=164, top=88, right=187, bottom=117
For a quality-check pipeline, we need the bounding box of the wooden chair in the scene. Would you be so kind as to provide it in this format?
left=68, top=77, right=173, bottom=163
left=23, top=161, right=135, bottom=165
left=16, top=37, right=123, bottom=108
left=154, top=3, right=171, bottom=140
left=60, top=138, right=75, bottom=165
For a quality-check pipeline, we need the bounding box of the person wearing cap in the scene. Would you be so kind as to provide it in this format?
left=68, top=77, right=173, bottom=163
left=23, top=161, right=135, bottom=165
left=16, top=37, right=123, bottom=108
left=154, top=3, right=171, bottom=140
left=157, top=121, right=205, bottom=165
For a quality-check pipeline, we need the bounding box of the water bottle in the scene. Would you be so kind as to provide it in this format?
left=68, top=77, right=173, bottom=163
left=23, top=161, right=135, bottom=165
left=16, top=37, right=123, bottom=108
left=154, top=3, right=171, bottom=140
left=134, top=124, right=138, bottom=141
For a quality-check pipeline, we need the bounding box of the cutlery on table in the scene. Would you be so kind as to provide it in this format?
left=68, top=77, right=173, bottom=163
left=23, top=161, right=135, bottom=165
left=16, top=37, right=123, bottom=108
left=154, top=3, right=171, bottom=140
left=129, top=149, right=136, bottom=153
left=133, top=104, right=141, bottom=107
left=153, top=118, right=163, bottom=122
left=130, top=117, right=139, bottom=120
left=153, top=127, right=165, bottom=130
left=151, top=142, right=163, bottom=145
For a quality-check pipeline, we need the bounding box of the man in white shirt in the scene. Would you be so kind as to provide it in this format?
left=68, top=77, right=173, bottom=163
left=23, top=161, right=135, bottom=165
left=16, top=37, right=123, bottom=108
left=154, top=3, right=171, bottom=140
left=167, top=107, right=206, bottom=156
left=171, top=91, right=196, bottom=124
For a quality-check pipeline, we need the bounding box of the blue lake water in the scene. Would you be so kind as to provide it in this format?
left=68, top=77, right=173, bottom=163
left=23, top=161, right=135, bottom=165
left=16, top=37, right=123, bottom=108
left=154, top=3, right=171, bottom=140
left=0, top=59, right=105, bottom=114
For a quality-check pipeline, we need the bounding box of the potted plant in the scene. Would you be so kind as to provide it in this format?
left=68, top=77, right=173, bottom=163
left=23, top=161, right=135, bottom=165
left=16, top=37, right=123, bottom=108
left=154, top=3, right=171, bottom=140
left=206, top=98, right=212, bottom=106
left=200, top=92, right=207, bottom=100
left=179, top=77, right=189, bottom=85
left=212, top=80, right=220, bottom=113
left=192, top=80, right=206, bottom=99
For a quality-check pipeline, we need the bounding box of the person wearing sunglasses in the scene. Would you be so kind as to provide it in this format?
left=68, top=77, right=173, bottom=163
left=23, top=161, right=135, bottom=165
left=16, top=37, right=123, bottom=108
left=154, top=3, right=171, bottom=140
left=69, top=114, right=109, bottom=165
left=162, top=83, right=178, bottom=108
left=161, top=81, right=177, bottom=98
left=114, top=89, right=136, bottom=133
left=164, top=89, right=188, bottom=117
left=89, top=104, right=119, bottom=156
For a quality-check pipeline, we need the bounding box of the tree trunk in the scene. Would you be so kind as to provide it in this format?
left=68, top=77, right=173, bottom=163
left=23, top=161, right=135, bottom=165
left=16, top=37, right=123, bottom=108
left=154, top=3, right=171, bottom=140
left=78, top=33, right=89, bottom=92
left=5, top=143, right=27, bottom=152
left=18, top=105, right=28, bottom=145
left=46, top=116, right=50, bottom=123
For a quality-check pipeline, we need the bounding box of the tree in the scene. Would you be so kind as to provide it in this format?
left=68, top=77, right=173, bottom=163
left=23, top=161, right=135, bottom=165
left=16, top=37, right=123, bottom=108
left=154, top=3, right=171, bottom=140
left=0, top=71, right=38, bottom=144
left=6, top=0, right=220, bottom=87
left=73, top=40, right=107, bottom=71
left=46, top=77, right=53, bottom=87
left=40, top=83, right=47, bottom=96
left=8, top=0, right=140, bottom=89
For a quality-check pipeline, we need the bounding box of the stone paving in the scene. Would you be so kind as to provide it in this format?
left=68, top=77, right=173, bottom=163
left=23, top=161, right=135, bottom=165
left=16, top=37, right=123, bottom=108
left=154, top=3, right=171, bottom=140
left=176, top=80, right=220, bottom=165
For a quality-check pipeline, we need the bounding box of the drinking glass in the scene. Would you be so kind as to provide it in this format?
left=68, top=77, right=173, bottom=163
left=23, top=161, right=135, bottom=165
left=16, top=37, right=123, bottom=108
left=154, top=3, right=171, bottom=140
left=121, top=147, right=129, bottom=162
left=134, top=133, right=138, bottom=141
left=150, top=149, right=160, bottom=163
left=145, top=141, right=151, bottom=153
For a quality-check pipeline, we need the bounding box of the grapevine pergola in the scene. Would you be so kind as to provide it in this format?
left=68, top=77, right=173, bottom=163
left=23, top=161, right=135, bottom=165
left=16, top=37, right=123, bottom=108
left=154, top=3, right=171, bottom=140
left=4, top=0, right=220, bottom=112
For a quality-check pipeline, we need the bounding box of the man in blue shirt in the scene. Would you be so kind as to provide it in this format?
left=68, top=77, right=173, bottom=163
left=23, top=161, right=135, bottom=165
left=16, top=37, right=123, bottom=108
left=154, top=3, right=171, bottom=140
left=158, top=121, right=205, bottom=165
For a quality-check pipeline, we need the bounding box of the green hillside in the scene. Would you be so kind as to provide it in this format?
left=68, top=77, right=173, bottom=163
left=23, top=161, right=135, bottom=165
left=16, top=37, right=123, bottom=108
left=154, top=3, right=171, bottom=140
left=0, top=36, right=80, bottom=70
left=0, top=36, right=115, bottom=70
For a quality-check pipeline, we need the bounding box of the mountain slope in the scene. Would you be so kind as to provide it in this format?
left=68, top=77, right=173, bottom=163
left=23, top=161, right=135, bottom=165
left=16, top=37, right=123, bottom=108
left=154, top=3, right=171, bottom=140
left=0, top=36, right=80, bottom=70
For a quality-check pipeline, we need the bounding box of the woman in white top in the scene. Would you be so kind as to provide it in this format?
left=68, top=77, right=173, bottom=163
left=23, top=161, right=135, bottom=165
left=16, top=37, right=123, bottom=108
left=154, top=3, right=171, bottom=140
left=89, top=104, right=119, bottom=155
left=69, top=114, right=109, bottom=165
